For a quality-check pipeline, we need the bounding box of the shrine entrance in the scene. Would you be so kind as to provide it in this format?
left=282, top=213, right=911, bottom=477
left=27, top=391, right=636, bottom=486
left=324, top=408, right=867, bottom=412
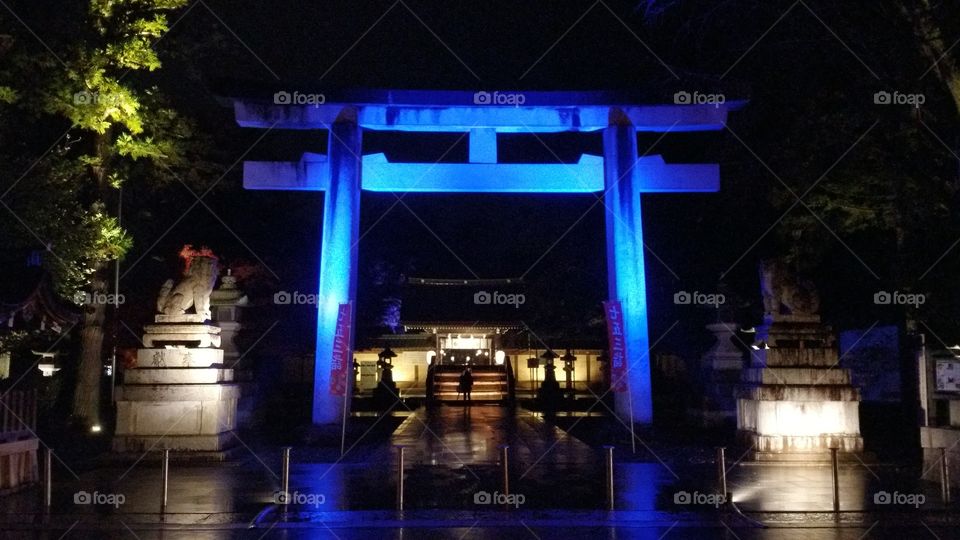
left=228, top=89, right=740, bottom=424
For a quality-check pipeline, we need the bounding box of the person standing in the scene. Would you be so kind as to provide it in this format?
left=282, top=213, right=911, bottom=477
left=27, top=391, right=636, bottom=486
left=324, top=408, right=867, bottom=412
left=458, top=367, right=474, bottom=403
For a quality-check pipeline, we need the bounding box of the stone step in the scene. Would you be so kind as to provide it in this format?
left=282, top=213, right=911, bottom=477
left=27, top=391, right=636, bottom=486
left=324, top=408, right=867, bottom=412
left=741, top=367, right=851, bottom=385
left=752, top=348, right=839, bottom=367
left=136, top=348, right=223, bottom=368
left=124, top=367, right=234, bottom=385
left=737, top=384, right=861, bottom=401
left=116, top=383, right=240, bottom=401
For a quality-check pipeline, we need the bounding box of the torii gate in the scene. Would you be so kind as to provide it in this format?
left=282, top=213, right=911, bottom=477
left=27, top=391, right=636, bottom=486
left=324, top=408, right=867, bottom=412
left=229, top=90, right=740, bottom=425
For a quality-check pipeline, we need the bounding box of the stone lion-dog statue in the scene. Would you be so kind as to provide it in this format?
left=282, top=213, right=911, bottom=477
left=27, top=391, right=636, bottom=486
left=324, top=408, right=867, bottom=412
left=758, top=259, right=820, bottom=319
left=156, top=247, right=219, bottom=320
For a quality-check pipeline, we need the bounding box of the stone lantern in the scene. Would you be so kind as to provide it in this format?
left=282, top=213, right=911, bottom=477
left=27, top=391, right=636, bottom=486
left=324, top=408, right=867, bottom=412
left=561, top=349, right=576, bottom=391
left=377, top=346, right=397, bottom=384
left=373, top=346, right=400, bottom=411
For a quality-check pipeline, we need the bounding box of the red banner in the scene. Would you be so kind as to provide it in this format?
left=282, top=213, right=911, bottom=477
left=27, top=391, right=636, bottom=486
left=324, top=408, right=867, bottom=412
left=603, top=300, right=628, bottom=393
left=329, top=303, right=352, bottom=396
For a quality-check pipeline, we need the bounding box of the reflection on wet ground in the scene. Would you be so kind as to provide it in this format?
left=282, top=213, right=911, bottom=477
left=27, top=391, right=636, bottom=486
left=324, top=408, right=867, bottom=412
left=0, top=405, right=954, bottom=537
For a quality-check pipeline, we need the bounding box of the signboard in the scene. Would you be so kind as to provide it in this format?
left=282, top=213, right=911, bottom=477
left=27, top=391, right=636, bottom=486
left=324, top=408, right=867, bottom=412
left=603, top=300, right=628, bottom=393
left=936, top=359, right=960, bottom=393
left=329, top=303, right=352, bottom=396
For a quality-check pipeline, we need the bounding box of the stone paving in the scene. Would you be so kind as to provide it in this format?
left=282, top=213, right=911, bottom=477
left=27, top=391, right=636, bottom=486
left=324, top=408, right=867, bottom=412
left=0, top=405, right=954, bottom=538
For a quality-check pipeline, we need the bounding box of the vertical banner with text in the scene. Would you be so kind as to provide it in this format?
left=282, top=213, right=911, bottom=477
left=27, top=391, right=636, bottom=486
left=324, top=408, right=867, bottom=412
left=603, top=300, right=628, bottom=392
left=329, top=303, right=352, bottom=396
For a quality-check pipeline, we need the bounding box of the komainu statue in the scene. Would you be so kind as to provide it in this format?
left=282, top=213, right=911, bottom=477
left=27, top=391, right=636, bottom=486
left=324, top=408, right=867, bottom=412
left=758, top=259, right=820, bottom=319
left=156, top=246, right=219, bottom=320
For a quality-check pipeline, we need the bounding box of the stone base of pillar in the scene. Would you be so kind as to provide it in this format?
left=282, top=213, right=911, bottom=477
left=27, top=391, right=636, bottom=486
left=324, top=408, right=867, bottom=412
left=736, top=318, right=863, bottom=461
left=114, top=317, right=240, bottom=455
left=0, top=438, right=38, bottom=494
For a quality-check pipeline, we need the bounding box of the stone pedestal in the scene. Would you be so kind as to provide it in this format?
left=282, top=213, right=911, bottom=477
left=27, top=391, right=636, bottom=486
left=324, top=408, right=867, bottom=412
left=691, top=322, right=744, bottom=427
left=113, top=316, right=239, bottom=455
left=737, top=316, right=863, bottom=461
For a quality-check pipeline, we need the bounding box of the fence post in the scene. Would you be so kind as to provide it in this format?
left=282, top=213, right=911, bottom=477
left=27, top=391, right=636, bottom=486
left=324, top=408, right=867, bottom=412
left=43, top=447, right=52, bottom=510
left=280, top=447, right=291, bottom=510
left=941, top=447, right=951, bottom=505
left=500, top=444, right=510, bottom=500
left=716, top=447, right=728, bottom=500
left=603, top=445, right=615, bottom=511
left=161, top=449, right=170, bottom=512
left=395, top=445, right=405, bottom=511
left=830, top=447, right=840, bottom=512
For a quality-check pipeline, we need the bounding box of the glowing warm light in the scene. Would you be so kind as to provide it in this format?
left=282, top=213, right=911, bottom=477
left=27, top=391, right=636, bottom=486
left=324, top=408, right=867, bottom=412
left=90, top=425, right=102, bottom=433
left=495, top=350, right=505, bottom=365
left=38, top=364, right=60, bottom=377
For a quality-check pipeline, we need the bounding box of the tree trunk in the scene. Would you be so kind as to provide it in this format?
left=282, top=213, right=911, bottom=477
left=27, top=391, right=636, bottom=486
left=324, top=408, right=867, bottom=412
left=902, top=0, right=960, bottom=117
left=72, top=273, right=106, bottom=427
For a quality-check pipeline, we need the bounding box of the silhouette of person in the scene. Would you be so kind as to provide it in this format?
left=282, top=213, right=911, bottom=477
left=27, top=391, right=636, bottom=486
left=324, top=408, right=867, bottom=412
left=458, top=367, right=474, bottom=403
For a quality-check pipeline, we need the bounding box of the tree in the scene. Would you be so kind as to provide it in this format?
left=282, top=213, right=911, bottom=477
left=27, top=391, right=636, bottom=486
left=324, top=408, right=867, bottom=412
left=0, top=0, right=208, bottom=428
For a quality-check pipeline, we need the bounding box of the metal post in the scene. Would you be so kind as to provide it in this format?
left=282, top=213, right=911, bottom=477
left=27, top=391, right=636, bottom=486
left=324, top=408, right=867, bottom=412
left=43, top=447, right=52, bottom=509
left=716, top=447, right=727, bottom=498
left=161, top=449, right=170, bottom=511
left=603, top=445, right=615, bottom=511
left=830, top=447, right=840, bottom=512
left=941, top=447, right=951, bottom=505
left=396, top=446, right=405, bottom=511
left=281, top=447, right=291, bottom=508
left=500, top=445, right=510, bottom=498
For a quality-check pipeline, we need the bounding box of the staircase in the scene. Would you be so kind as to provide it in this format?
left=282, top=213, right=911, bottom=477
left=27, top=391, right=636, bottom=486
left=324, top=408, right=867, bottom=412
left=429, top=365, right=510, bottom=403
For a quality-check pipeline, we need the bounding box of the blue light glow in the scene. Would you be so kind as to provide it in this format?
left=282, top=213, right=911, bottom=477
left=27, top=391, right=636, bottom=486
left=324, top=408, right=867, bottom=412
left=232, top=91, right=731, bottom=426
left=312, top=123, right=361, bottom=424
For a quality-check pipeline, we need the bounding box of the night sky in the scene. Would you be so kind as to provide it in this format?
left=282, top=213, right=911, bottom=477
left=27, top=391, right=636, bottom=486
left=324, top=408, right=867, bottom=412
left=6, top=0, right=959, bottom=355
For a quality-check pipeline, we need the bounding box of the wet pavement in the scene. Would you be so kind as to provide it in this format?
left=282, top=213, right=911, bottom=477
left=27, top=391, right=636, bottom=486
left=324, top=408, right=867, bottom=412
left=0, top=405, right=955, bottom=537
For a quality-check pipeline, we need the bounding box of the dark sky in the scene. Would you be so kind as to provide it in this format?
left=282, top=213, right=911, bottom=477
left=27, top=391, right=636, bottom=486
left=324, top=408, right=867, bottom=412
left=8, top=0, right=956, bottom=351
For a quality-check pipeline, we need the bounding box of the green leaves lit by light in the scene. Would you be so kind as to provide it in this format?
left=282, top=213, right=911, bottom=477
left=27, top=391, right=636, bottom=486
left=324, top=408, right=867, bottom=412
left=0, top=86, right=18, bottom=104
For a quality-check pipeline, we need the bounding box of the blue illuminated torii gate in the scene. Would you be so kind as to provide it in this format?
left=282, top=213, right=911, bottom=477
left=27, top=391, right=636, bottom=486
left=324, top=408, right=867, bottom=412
left=229, top=90, right=740, bottom=425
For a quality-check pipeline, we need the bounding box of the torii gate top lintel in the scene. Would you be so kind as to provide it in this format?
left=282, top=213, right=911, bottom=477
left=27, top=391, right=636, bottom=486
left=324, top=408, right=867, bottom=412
left=232, top=90, right=741, bottom=194
left=233, top=89, right=744, bottom=133
left=229, top=89, right=740, bottom=425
